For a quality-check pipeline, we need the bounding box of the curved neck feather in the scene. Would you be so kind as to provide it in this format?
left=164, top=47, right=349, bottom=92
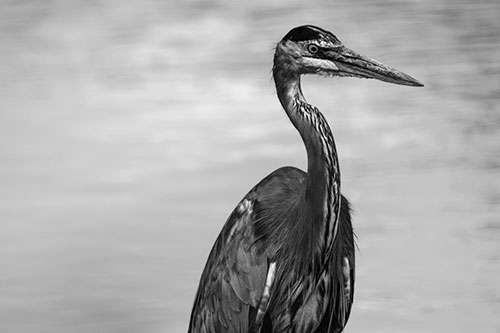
left=273, top=62, right=341, bottom=253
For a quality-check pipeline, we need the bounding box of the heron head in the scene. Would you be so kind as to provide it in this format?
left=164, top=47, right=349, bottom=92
left=275, top=25, right=423, bottom=87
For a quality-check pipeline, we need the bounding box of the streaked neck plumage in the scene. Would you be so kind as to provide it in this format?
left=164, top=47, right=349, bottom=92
left=273, top=50, right=341, bottom=257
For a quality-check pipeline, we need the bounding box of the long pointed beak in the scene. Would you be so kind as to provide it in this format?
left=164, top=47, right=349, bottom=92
left=326, top=46, right=424, bottom=87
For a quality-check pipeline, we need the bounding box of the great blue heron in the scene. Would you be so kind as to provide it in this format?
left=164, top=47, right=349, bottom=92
left=188, top=25, right=423, bottom=333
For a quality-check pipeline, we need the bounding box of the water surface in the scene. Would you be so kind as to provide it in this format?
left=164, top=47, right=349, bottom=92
left=1, top=0, right=499, bottom=332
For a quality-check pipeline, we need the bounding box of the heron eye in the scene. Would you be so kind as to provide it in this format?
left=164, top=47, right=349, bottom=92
left=307, top=44, right=319, bottom=54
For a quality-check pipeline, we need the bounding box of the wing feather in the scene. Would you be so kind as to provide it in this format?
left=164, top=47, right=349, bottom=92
left=188, top=196, right=268, bottom=333
left=189, top=167, right=306, bottom=333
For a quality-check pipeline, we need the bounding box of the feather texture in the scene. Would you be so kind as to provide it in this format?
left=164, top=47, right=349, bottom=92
left=188, top=167, right=355, bottom=332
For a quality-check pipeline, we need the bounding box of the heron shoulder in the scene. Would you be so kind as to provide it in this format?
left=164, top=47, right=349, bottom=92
left=251, top=166, right=306, bottom=201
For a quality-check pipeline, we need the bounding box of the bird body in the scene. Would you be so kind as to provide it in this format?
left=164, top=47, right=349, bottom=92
left=188, top=25, right=422, bottom=333
left=189, top=166, right=354, bottom=333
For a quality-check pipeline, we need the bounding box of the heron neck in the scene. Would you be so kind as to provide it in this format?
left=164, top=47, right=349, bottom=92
left=273, top=67, right=341, bottom=250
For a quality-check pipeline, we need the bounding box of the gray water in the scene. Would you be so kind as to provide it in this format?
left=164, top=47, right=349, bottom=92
left=1, top=0, right=499, bottom=332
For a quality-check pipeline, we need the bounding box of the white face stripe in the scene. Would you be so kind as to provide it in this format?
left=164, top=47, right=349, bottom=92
left=300, top=39, right=341, bottom=49
left=302, top=57, right=339, bottom=72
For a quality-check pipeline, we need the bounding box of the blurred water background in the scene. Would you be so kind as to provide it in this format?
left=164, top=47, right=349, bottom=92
left=1, top=0, right=499, bottom=332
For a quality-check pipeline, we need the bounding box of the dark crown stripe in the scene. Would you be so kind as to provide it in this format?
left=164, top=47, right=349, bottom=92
left=282, top=25, right=339, bottom=43
left=283, top=25, right=322, bottom=42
